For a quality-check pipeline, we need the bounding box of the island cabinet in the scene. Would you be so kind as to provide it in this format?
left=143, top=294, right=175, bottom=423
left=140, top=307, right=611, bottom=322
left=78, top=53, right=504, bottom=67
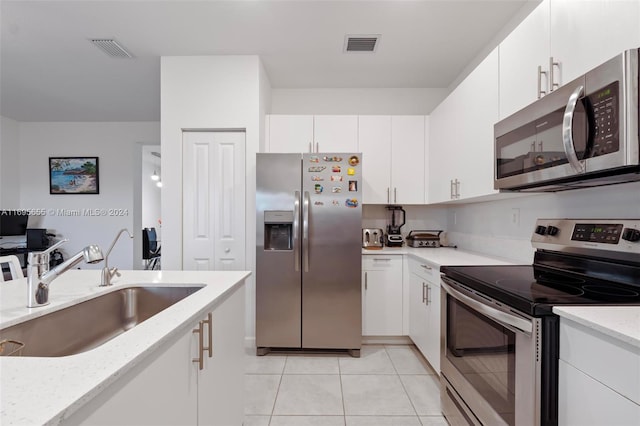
left=66, top=286, right=245, bottom=426
left=407, top=257, right=440, bottom=373
left=558, top=317, right=640, bottom=426
left=361, top=255, right=403, bottom=336
left=499, top=0, right=640, bottom=120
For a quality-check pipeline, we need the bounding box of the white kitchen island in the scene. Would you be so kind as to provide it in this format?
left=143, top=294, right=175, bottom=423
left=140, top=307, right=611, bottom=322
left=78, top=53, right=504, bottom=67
left=0, top=269, right=250, bottom=426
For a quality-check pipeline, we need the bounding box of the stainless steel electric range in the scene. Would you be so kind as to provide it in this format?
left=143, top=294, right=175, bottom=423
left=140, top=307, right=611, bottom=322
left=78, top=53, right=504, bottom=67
left=440, top=218, right=640, bottom=426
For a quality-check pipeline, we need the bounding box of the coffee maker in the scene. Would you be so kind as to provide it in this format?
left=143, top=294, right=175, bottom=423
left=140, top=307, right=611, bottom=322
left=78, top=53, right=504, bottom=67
left=385, top=205, right=405, bottom=247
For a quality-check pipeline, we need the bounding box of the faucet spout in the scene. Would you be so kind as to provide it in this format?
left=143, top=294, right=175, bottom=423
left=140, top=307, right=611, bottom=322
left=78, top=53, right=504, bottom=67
left=100, top=229, right=133, bottom=287
left=27, top=242, right=103, bottom=308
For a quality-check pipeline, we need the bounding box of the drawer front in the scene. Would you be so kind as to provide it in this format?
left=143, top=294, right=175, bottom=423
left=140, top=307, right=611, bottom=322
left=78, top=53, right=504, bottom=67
left=362, top=255, right=402, bottom=271
left=408, top=258, right=438, bottom=283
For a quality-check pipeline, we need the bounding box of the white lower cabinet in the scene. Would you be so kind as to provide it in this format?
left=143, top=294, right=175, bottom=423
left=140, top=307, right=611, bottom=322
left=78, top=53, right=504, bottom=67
left=408, top=258, right=440, bottom=373
left=362, top=255, right=403, bottom=336
left=66, top=286, right=245, bottom=426
left=558, top=318, right=640, bottom=426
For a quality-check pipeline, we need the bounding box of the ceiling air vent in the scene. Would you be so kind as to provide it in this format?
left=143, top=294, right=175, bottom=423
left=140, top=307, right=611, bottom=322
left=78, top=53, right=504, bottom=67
left=90, top=39, right=133, bottom=58
left=344, top=35, right=380, bottom=53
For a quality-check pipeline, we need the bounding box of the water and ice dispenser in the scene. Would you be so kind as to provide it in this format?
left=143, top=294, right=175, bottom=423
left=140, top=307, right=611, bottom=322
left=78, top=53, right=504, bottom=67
left=264, top=211, right=293, bottom=250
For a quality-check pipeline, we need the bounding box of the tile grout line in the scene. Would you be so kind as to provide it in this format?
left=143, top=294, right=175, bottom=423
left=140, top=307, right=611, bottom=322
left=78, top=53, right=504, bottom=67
left=267, top=355, right=288, bottom=426
left=384, top=345, right=424, bottom=425
left=338, top=353, right=347, bottom=426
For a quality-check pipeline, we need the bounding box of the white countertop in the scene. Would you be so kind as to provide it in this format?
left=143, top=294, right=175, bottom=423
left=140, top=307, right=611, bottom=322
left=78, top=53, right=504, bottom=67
left=0, top=269, right=250, bottom=425
left=362, top=246, right=517, bottom=267
left=553, top=306, right=640, bottom=349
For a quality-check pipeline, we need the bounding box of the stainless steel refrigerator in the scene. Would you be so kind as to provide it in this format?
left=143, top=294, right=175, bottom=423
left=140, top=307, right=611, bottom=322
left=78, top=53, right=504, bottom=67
left=256, top=153, right=362, bottom=356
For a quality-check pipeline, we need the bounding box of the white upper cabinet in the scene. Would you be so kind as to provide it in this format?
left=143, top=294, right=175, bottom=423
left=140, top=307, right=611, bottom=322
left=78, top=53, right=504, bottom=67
left=499, top=0, right=640, bottom=120
left=499, top=0, right=550, bottom=120
left=359, top=116, right=392, bottom=204
left=550, top=0, right=640, bottom=86
left=313, top=115, right=359, bottom=153
left=429, top=48, right=499, bottom=203
left=265, top=115, right=358, bottom=153
left=267, top=115, right=314, bottom=153
left=391, top=116, right=426, bottom=204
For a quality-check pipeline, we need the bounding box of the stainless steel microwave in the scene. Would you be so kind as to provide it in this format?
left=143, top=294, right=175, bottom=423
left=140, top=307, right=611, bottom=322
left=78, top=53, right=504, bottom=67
left=494, top=48, right=639, bottom=192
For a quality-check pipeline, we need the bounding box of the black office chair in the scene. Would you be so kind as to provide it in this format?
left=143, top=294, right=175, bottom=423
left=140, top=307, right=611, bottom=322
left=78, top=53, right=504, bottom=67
left=142, top=227, right=161, bottom=270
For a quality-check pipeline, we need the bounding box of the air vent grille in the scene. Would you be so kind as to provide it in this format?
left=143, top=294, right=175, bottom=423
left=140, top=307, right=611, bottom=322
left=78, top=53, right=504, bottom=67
left=344, top=35, right=380, bottom=53
left=90, top=39, right=133, bottom=58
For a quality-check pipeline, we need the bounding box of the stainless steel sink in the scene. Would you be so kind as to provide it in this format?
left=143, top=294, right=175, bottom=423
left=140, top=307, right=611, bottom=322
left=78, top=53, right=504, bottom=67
left=0, top=286, right=203, bottom=357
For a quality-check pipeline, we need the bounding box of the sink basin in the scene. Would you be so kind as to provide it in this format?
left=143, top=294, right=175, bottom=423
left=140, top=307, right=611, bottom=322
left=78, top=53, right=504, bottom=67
left=0, top=286, right=203, bottom=357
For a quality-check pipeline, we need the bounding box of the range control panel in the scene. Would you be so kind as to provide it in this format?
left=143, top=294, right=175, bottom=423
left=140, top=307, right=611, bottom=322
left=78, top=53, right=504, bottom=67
left=532, top=219, right=640, bottom=256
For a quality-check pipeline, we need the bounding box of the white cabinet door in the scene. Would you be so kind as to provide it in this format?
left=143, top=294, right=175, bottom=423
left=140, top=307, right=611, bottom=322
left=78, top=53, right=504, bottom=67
left=198, top=285, right=245, bottom=426
left=550, top=0, right=640, bottom=87
left=362, top=256, right=403, bottom=336
left=428, top=95, right=457, bottom=203
left=314, top=115, right=359, bottom=153
left=424, top=282, right=440, bottom=373
left=268, top=115, right=314, bottom=153
left=358, top=115, right=392, bottom=204
left=66, top=328, right=198, bottom=425
left=391, top=116, right=425, bottom=204
left=408, top=272, right=428, bottom=355
left=499, top=0, right=550, bottom=119
left=456, top=48, right=499, bottom=200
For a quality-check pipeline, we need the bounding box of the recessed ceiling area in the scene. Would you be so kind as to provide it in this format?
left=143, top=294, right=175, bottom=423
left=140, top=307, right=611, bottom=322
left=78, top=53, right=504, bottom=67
left=0, top=0, right=536, bottom=122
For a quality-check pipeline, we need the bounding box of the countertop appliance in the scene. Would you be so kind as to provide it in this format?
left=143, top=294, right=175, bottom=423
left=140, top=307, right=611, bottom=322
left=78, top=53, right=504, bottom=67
left=256, top=153, right=362, bottom=357
left=386, top=205, right=405, bottom=247
left=362, top=228, right=384, bottom=249
left=440, top=218, right=640, bottom=426
left=406, top=230, right=443, bottom=247
left=494, top=48, right=639, bottom=192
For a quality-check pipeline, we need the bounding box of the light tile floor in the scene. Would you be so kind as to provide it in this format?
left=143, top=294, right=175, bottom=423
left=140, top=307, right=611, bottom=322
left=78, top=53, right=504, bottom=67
left=244, top=344, right=448, bottom=426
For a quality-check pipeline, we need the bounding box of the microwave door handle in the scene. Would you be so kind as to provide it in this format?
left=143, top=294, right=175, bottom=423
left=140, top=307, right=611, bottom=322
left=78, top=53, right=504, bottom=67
left=303, top=191, right=310, bottom=272
left=441, top=279, right=533, bottom=335
left=293, top=191, right=301, bottom=272
left=562, top=85, right=586, bottom=173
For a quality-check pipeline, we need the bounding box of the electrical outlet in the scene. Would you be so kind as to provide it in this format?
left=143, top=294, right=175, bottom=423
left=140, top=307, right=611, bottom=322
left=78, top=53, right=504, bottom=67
left=511, top=208, right=520, bottom=226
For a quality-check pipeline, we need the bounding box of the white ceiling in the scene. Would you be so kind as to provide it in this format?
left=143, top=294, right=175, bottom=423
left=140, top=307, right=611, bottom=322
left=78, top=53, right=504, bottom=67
left=1, top=0, right=535, bottom=122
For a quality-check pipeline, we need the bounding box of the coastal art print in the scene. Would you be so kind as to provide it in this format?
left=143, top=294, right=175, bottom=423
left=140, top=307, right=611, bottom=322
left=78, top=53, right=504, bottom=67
left=49, top=157, right=99, bottom=194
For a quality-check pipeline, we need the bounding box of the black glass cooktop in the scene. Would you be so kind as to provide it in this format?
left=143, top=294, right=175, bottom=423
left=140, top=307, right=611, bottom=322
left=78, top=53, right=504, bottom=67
left=441, top=264, right=640, bottom=316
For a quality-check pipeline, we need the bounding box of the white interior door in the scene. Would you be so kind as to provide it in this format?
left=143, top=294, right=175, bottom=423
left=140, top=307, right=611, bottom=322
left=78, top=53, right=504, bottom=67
left=182, top=131, right=245, bottom=271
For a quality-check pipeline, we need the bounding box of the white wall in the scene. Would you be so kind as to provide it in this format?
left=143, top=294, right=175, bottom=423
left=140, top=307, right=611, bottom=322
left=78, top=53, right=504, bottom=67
left=0, top=115, right=21, bottom=208
left=18, top=122, right=160, bottom=269
left=271, top=88, right=448, bottom=115
left=446, top=181, right=640, bottom=263
left=161, top=55, right=271, bottom=343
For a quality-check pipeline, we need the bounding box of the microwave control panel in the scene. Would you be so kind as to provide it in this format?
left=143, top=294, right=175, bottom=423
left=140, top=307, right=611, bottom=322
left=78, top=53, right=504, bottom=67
left=588, top=81, right=619, bottom=157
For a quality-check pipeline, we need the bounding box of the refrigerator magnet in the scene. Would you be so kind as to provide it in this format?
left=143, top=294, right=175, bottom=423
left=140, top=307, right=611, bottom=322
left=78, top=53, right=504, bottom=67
left=314, top=184, right=323, bottom=193
left=332, top=187, right=342, bottom=193
left=348, top=155, right=360, bottom=166
left=345, top=198, right=359, bottom=207
left=347, top=168, right=355, bottom=175
left=314, top=201, right=324, bottom=206
left=348, top=181, right=357, bottom=191
left=331, top=175, right=343, bottom=182
left=323, top=156, right=342, bottom=162
left=309, top=166, right=326, bottom=172
left=332, top=166, right=341, bottom=173
left=332, top=200, right=340, bottom=206
left=311, top=175, right=324, bottom=181
left=309, top=156, right=320, bottom=163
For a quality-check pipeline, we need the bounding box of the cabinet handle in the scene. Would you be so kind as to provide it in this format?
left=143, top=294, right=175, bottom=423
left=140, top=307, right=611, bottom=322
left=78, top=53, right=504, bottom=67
left=549, top=57, right=560, bottom=91
left=456, top=179, right=461, bottom=199
left=394, top=187, right=397, bottom=203
left=373, top=258, right=392, bottom=261
left=420, top=264, right=433, bottom=270
left=387, top=187, right=390, bottom=203
left=537, top=65, right=548, bottom=99
left=365, top=271, right=368, bottom=290
left=422, top=282, right=427, bottom=304
left=204, top=312, right=213, bottom=358
left=426, top=285, right=431, bottom=305
left=316, top=142, right=319, bottom=153
left=450, top=180, right=454, bottom=199
left=193, top=320, right=205, bottom=370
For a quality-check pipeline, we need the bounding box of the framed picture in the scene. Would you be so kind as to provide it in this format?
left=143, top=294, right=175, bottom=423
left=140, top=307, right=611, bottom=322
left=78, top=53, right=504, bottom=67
left=49, top=157, right=99, bottom=194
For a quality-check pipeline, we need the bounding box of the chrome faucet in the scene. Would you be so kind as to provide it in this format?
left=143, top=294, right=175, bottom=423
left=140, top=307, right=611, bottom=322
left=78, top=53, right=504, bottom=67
left=27, top=239, right=104, bottom=308
left=100, top=229, right=133, bottom=287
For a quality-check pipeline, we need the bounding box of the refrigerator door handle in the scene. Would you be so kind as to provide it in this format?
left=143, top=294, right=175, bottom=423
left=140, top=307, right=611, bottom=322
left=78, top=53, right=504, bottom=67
left=303, top=191, right=310, bottom=272
left=293, top=190, right=301, bottom=272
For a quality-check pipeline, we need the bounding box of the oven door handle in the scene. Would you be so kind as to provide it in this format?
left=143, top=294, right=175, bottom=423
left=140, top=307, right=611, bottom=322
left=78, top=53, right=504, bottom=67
left=441, top=279, right=533, bottom=335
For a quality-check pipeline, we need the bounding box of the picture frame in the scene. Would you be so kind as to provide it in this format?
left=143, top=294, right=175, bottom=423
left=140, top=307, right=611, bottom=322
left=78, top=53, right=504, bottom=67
left=49, top=157, right=99, bottom=194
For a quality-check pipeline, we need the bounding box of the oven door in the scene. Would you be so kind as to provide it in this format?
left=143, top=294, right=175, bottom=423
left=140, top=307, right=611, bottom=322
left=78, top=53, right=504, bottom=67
left=440, top=277, right=541, bottom=426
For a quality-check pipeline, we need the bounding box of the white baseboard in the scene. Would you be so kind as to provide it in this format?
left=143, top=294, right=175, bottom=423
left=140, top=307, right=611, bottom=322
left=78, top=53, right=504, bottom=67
left=362, top=335, right=413, bottom=345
